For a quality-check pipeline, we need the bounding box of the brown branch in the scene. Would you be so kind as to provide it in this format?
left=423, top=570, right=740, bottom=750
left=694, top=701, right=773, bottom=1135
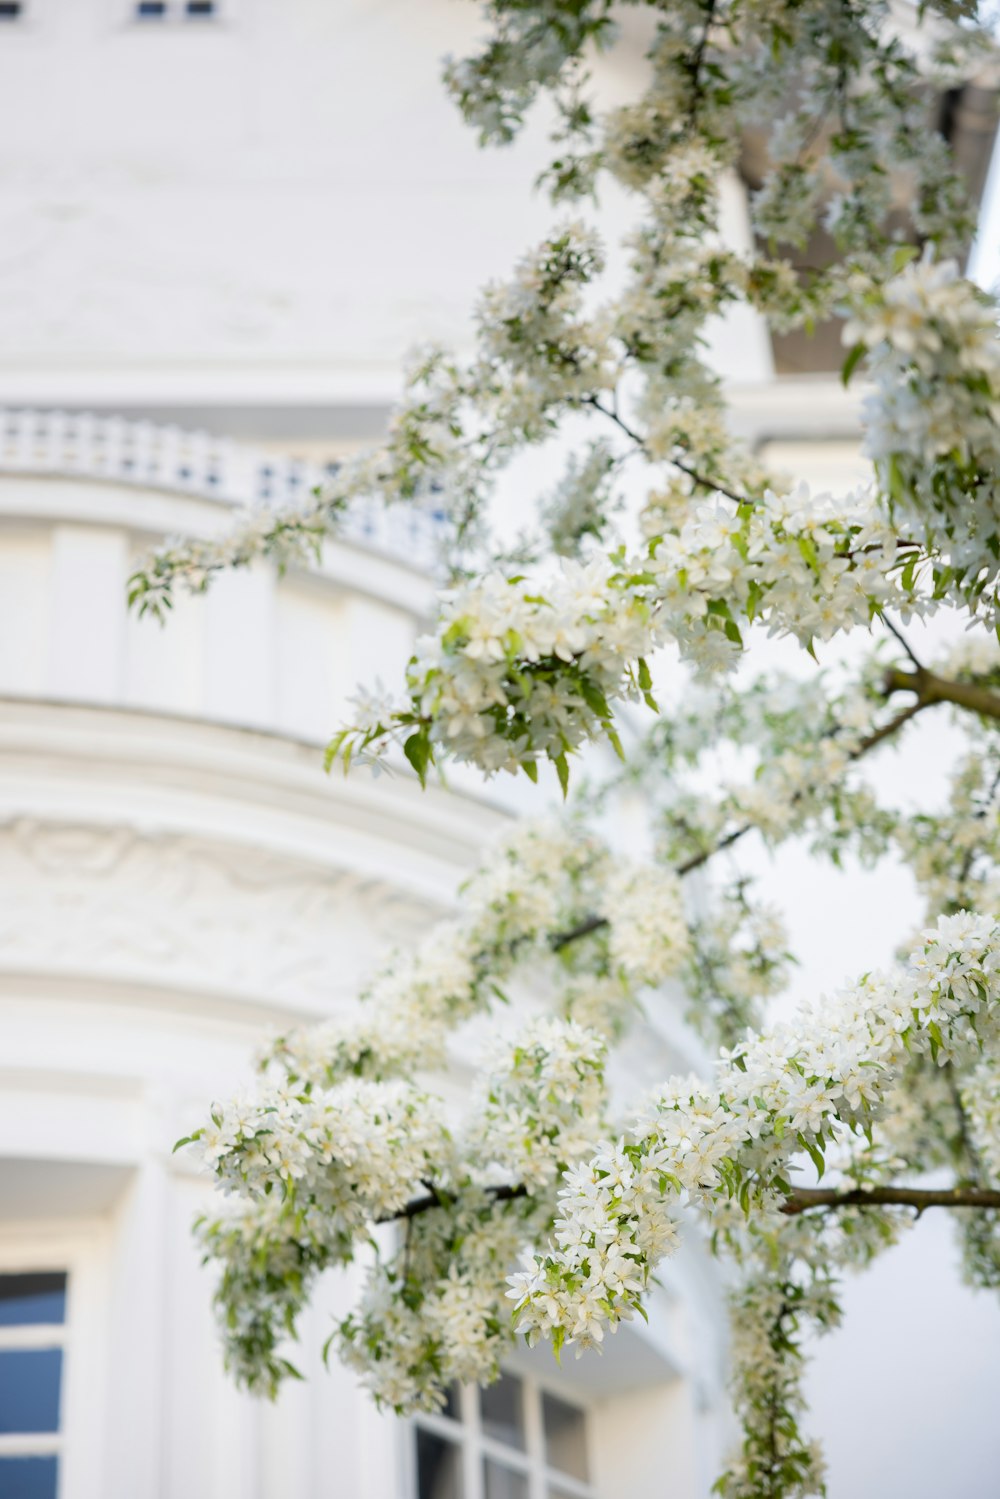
left=884, top=667, right=1000, bottom=722
left=672, top=697, right=932, bottom=876
left=676, top=822, right=753, bottom=876
left=849, top=697, right=929, bottom=753
left=880, top=614, right=925, bottom=674
left=551, top=913, right=607, bottom=951
left=379, top=1182, right=528, bottom=1225
left=382, top=1180, right=1000, bottom=1230
left=780, top=1185, right=1000, bottom=1216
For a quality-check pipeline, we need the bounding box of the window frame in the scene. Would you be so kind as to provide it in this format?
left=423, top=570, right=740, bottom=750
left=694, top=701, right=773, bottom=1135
left=411, top=1369, right=597, bottom=1499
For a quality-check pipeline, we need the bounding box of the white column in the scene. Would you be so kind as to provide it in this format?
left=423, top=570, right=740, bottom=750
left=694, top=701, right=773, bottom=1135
left=48, top=525, right=129, bottom=704
left=0, top=523, right=50, bottom=696
left=204, top=563, right=277, bottom=729
left=103, top=1159, right=170, bottom=1499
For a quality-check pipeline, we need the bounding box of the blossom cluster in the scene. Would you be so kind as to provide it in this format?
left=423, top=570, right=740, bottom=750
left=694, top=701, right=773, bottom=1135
left=509, top=913, right=1000, bottom=1351
left=131, top=0, right=1000, bottom=1488
left=194, top=1012, right=609, bottom=1408
left=188, top=819, right=692, bottom=1406
left=330, top=483, right=912, bottom=785
left=848, top=254, right=1000, bottom=620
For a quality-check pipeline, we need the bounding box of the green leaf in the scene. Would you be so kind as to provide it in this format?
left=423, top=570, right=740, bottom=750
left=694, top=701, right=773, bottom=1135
left=578, top=677, right=611, bottom=720
left=172, top=1130, right=202, bottom=1154
left=554, top=752, right=570, bottom=799
left=324, top=730, right=348, bottom=772
left=797, top=535, right=820, bottom=574
left=796, top=1131, right=826, bottom=1181
left=522, top=759, right=539, bottom=783
left=605, top=725, right=626, bottom=760
left=841, top=341, right=867, bottom=387
left=403, top=730, right=431, bottom=785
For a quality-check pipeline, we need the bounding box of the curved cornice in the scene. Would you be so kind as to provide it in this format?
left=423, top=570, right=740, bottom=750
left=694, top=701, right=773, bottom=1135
left=0, top=699, right=510, bottom=902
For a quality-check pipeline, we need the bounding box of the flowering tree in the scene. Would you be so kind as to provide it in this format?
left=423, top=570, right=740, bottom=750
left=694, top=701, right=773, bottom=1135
left=132, top=2, right=1000, bottom=1493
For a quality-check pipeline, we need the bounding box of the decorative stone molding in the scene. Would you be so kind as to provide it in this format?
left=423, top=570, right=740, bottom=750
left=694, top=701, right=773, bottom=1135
left=0, top=814, right=434, bottom=1014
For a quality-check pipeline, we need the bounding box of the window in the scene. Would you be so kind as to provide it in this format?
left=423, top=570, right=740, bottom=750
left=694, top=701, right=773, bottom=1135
left=413, top=1371, right=594, bottom=1499
left=132, top=0, right=225, bottom=19
left=0, top=3, right=24, bottom=19
left=0, top=1273, right=67, bottom=1499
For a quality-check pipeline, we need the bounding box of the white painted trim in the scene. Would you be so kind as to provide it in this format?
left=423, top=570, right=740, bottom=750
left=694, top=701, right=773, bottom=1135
left=0, top=1324, right=65, bottom=1350
left=724, top=377, right=865, bottom=444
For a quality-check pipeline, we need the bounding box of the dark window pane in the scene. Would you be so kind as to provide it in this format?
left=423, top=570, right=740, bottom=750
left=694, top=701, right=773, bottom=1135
left=415, top=1428, right=463, bottom=1499
left=0, top=4, right=22, bottom=18
left=186, top=1, right=215, bottom=12
left=0, top=1350, right=62, bottom=1434
left=480, top=1374, right=525, bottom=1451
left=0, top=1275, right=66, bottom=1328
left=542, top=1392, right=589, bottom=1482
left=483, top=1459, right=528, bottom=1499
left=0, top=1457, right=58, bottom=1499
left=136, top=2, right=166, bottom=15
left=439, top=1383, right=461, bottom=1422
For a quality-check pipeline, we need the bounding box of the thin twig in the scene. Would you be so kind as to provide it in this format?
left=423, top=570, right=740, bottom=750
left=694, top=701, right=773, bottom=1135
left=880, top=613, right=925, bottom=673
left=549, top=696, right=935, bottom=949
left=582, top=396, right=751, bottom=507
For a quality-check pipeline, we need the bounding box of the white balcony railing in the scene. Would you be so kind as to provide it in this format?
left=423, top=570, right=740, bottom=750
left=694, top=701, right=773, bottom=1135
left=0, top=407, right=445, bottom=571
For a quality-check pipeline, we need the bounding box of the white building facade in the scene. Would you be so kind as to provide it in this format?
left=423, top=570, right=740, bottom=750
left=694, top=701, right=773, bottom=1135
left=0, top=425, right=729, bottom=1497
left=0, top=4, right=996, bottom=1498
left=0, top=7, right=737, bottom=1495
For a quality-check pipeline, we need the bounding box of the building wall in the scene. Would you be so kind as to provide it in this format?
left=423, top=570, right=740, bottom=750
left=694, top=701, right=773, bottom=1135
left=0, top=455, right=730, bottom=1497
left=1, top=4, right=996, bottom=1497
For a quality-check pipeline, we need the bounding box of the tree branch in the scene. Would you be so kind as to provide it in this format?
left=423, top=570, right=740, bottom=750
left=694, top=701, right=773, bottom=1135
left=381, top=1179, right=1000, bottom=1230
left=549, top=696, right=935, bottom=950
left=884, top=667, right=1000, bottom=722
left=551, top=913, right=608, bottom=951
left=780, top=1185, right=1000, bottom=1216
left=880, top=613, right=925, bottom=673
left=582, top=396, right=750, bottom=507
left=378, top=1182, right=528, bottom=1225
left=672, top=697, right=933, bottom=876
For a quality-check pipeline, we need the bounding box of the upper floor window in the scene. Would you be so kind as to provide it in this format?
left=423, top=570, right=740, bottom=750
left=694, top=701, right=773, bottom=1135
left=133, top=1, right=226, bottom=20
left=0, top=1272, right=67, bottom=1499
left=0, top=3, right=24, bottom=20
left=413, top=1370, right=594, bottom=1499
